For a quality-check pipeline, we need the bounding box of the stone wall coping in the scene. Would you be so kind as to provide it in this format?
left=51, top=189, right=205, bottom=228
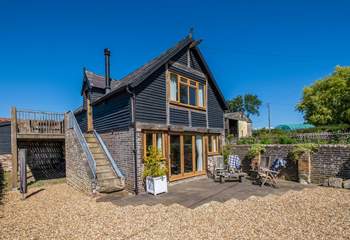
left=232, top=144, right=350, bottom=148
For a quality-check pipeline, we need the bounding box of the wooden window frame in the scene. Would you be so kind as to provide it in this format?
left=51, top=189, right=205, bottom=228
left=168, top=72, right=206, bottom=111
left=143, top=131, right=166, bottom=159
left=208, top=135, right=221, bottom=155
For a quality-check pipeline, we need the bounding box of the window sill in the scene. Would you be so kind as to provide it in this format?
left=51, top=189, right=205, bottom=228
left=169, top=101, right=206, bottom=111
left=208, top=152, right=220, bottom=156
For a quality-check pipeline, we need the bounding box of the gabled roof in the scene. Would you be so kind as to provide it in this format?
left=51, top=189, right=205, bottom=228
left=0, top=118, right=10, bottom=124
left=82, top=69, right=120, bottom=94
left=225, top=112, right=251, bottom=123
left=91, top=35, right=228, bottom=110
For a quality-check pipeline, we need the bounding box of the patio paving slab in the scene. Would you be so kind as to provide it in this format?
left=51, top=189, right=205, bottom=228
left=96, top=178, right=314, bottom=209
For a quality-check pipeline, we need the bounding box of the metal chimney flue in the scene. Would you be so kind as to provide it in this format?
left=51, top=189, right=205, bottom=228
left=104, top=48, right=111, bottom=94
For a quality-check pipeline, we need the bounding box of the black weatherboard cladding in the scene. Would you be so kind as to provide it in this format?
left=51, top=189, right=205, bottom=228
left=170, top=108, right=189, bottom=126
left=168, top=65, right=206, bottom=84
left=0, top=123, right=11, bottom=154
left=208, top=82, right=224, bottom=128
left=90, top=88, right=105, bottom=102
left=171, top=47, right=188, bottom=66
left=190, top=50, right=203, bottom=72
left=191, top=112, right=206, bottom=127
left=75, top=111, right=87, bottom=133
left=135, top=66, right=167, bottom=124
left=93, top=91, right=131, bottom=132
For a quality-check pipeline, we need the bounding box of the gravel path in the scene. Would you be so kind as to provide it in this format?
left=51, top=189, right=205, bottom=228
left=0, top=183, right=349, bottom=240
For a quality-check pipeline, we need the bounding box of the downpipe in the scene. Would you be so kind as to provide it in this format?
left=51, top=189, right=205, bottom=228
left=127, top=85, right=138, bottom=195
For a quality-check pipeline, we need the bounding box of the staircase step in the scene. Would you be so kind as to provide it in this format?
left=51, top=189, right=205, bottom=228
left=96, top=165, right=112, bottom=172
left=97, top=171, right=116, bottom=179
left=90, top=148, right=103, bottom=154
left=98, top=178, right=124, bottom=193
left=93, top=153, right=105, bottom=159
left=85, top=138, right=97, bottom=144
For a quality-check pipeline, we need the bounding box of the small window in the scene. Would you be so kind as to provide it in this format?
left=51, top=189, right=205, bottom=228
left=143, top=132, right=165, bottom=158
left=208, top=135, right=220, bottom=154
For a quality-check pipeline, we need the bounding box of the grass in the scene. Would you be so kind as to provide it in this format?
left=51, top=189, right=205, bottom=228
left=28, top=177, right=66, bottom=188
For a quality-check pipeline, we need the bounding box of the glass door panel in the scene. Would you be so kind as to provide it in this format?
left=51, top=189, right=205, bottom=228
left=170, top=135, right=181, bottom=176
left=195, top=135, right=203, bottom=172
left=183, top=135, right=194, bottom=173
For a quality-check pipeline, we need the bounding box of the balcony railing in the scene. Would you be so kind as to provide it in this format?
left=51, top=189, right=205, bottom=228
left=15, top=108, right=65, bottom=135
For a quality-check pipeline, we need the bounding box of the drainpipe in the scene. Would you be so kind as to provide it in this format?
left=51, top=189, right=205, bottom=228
left=127, top=85, right=138, bottom=195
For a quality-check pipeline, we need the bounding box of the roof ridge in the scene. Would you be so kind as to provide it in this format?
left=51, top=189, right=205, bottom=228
left=118, top=35, right=192, bottom=84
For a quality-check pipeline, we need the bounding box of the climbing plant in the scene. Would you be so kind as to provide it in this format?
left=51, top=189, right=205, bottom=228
left=290, top=143, right=318, bottom=162
left=247, top=144, right=266, bottom=159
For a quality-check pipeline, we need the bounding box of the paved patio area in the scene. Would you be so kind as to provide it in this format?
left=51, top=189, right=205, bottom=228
left=97, top=177, right=314, bottom=209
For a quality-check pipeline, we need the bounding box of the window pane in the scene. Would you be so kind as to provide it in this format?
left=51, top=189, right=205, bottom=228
left=213, top=136, right=217, bottom=153
left=156, top=133, right=163, bottom=155
left=180, top=84, right=188, bottom=104
left=196, top=135, right=203, bottom=171
left=145, top=133, right=153, bottom=155
left=170, top=73, right=178, bottom=101
left=184, top=135, right=193, bottom=173
left=198, top=84, right=204, bottom=107
left=189, top=86, right=197, bottom=106
left=170, top=135, right=181, bottom=175
left=208, top=136, right=213, bottom=152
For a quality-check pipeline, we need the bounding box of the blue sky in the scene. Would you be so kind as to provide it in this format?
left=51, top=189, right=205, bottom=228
left=1, top=0, right=349, bottom=128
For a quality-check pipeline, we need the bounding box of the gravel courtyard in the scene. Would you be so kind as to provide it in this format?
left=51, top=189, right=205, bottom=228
left=0, top=183, right=349, bottom=240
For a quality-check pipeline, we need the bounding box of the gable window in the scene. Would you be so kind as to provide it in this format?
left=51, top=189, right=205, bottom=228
left=169, top=72, right=206, bottom=109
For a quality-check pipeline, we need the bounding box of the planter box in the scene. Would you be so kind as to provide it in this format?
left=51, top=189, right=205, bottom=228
left=146, top=176, right=168, bottom=195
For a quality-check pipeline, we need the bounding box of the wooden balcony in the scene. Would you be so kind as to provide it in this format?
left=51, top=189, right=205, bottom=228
left=15, top=109, right=65, bottom=140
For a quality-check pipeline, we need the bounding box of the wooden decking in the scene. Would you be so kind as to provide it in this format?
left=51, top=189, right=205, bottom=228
left=11, top=107, right=66, bottom=188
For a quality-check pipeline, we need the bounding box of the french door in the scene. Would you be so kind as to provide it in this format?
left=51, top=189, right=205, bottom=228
left=169, top=133, right=206, bottom=181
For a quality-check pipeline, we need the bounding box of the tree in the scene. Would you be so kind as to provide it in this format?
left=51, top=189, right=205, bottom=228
left=297, top=66, right=350, bottom=125
left=226, top=94, right=262, bottom=118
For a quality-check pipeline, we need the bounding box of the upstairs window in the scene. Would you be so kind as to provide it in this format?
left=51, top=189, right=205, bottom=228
left=169, top=72, right=206, bottom=109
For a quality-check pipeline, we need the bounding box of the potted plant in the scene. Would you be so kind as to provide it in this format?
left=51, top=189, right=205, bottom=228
left=143, top=147, right=168, bottom=195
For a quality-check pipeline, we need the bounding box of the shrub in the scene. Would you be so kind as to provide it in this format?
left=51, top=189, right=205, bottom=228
left=143, top=147, right=167, bottom=178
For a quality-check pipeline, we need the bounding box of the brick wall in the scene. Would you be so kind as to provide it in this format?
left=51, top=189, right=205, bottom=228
left=100, top=128, right=144, bottom=193
left=65, top=128, right=94, bottom=194
left=228, top=144, right=350, bottom=184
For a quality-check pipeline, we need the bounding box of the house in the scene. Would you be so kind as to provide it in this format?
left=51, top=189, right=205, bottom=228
left=224, top=112, right=252, bottom=138
left=74, top=34, right=228, bottom=193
